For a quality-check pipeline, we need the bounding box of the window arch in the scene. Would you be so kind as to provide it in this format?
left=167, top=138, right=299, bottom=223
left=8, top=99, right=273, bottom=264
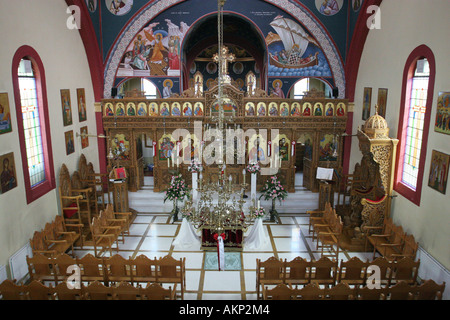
left=12, top=45, right=55, bottom=204
left=394, top=45, right=436, bottom=206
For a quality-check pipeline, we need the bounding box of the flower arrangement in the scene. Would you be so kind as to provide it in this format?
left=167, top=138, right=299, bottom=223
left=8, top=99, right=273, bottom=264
left=188, top=159, right=202, bottom=173
left=246, top=162, right=261, bottom=174
left=164, top=174, right=190, bottom=203
left=259, top=175, right=288, bottom=204
left=250, top=206, right=266, bottom=219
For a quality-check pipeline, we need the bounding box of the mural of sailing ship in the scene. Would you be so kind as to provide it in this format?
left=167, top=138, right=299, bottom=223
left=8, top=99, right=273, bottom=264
left=266, top=16, right=331, bottom=78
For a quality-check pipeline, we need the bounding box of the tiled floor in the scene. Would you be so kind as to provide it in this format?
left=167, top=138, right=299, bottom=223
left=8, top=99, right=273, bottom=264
left=72, top=211, right=375, bottom=300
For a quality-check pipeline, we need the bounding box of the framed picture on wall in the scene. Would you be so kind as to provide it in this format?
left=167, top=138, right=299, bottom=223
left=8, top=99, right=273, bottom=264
left=434, top=91, right=450, bottom=135
left=77, top=88, right=87, bottom=122
left=0, top=152, right=17, bottom=194
left=377, top=88, right=388, bottom=118
left=428, top=150, right=449, bottom=195
left=65, top=130, right=75, bottom=155
left=80, top=126, right=89, bottom=149
left=0, top=93, right=12, bottom=135
left=60, top=89, right=73, bottom=126
left=362, top=87, right=372, bottom=120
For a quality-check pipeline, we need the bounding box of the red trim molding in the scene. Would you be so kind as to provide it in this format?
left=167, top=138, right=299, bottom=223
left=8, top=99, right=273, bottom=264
left=394, top=45, right=436, bottom=207
left=11, top=45, right=56, bottom=204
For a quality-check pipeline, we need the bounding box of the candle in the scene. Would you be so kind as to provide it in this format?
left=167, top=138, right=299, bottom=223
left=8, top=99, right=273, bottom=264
left=167, top=158, right=170, bottom=167
left=242, top=169, right=246, bottom=184
left=258, top=200, right=260, bottom=210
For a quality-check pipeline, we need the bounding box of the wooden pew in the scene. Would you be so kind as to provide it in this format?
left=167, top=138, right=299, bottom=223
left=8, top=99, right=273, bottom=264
left=90, top=213, right=121, bottom=257
left=256, top=257, right=285, bottom=300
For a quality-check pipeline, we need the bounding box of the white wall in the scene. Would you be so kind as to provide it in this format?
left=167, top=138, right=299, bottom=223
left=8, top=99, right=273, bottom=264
left=0, top=0, right=99, bottom=269
left=351, top=0, right=450, bottom=269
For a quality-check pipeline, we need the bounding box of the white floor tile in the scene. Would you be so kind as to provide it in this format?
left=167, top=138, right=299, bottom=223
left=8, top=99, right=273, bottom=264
left=140, top=237, right=173, bottom=251
left=185, top=270, right=201, bottom=291
left=270, top=225, right=301, bottom=237
left=203, top=271, right=241, bottom=291
left=242, top=253, right=275, bottom=270
left=128, top=224, right=148, bottom=236
left=273, top=237, right=308, bottom=252
left=172, top=252, right=204, bottom=269
left=147, top=224, right=178, bottom=237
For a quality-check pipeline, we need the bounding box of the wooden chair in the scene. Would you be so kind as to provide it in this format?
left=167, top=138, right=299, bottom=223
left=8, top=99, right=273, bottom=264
left=104, top=254, right=132, bottom=285
left=390, top=257, right=420, bottom=286
left=337, top=257, right=369, bottom=288
left=53, top=215, right=83, bottom=251
left=262, top=283, right=296, bottom=300
left=90, top=215, right=120, bottom=257
left=356, top=285, right=386, bottom=300
left=366, top=256, right=393, bottom=288
left=25, top=280, right=54, bottom=300
left=53, top=253, right=78, bottom=284
left=294, top=283, right=323, bottom=300
left=0, top=279, right=27, bottom=300
left=42, top=222, right=73, bottom=257
left=76, top=254, right=107, bottom=284
left=391, top=234, right=418, bottom=261
left=30, top=230, right=57, bottom=257
left=325, top=282, right=355, bottom=300
left=53, top=281, right=83, bottom=300
left=79, top=154, right=110, bottom=212
left=414, top=279, right=446, bottom=300
left=27, top=253, right=57, bottom=284
left=113, top=281, right=141, bottom=300
left=71, top=170, right=98, bottom=227
left=306, top=202, right=332, bottom=234
left=284, top=257, right=310, bottom=287
left=84, top=280, right=113, bottom=300
left=256, top=257, right=285, bottom=299
left=309, top=257, right=338, bottom=287
left=156, top=255, right=185, bottom=299
left=386, top=281, right=414, bottom=300
left=316, top=211, right=343, bottom=260
left=140, top=282, right=176, bottom=300
left=130, top=254, right=158, bottom=285
left=103, top=203, right=131, bottom=238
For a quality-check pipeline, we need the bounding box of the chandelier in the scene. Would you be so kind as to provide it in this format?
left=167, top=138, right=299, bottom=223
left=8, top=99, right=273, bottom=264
left=180, top=0, right=259, bottom=236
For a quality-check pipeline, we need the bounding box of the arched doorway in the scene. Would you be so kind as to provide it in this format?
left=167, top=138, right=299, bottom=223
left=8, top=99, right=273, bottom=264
left=181, top=13, right=267, bottom=92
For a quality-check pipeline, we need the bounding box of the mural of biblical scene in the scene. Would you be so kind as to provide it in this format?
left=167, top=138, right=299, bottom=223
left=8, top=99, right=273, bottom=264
left=163, top=79, right=173, bottom=98
left=86, top=0, right=97, bottom=13
left=246, top=102, right=256, bottom=116
left=193, top=102, right=204, bottom=116
left=137, top=102, right=147, bottom=116
left=303, top=102, right=312, bottom=116
left=362, top=87, right=372, bottom=120
left=183, top=102, right=193, bottom=117
left=302, top=134, right=314, bottom=160
left=65, top=130, right=75, bottom=155
left=435, top=92, right=450, bottom=135
left=248, top=134, right=267, bottom=163
left=0, top=93, right=12, bottom=135
left=268, top=102, right=278, bottom=116
left=266, top=15, right=332, bottom=78
left=104, top=102, right=114, bottom=116
left=160, top=102, right=170, bottom=116
left=117, top=18, right=190, bottom=77
left=77, top=88, right=87, bottom=122
left=314, top=102, right=323, bottom=116
left=211, top=98, right=237, bottom=115
left=159, top=134, right=175, bottom=160
left=149, top=102, right=158, bottom=116
left=171, top=102, right=181, bottom=116
left=80, top=126, right=89, bottom=149
left=428, top=150, right=449, bottom=194
left=280, top=102, right=289, bottom=117
left=106, top=0, right=133, bottom=16
left=377, top=88, right=388, bottom=118
left=291, top=102, right=301, bottom=116
left=319, top=133, right=338, bottom=161
left=126, top=102, right=136, bottom=116
left=257, top=102, right=266, bottom=116
left=270, top=79, right=285, bottom=98
left=0, top=152, right=17, bottom=194
left=336, top=102, right=346, bottom=116
left=274, top=134, right=290, bottom=161
left=182, top=134, right=200, bottom=163
left=60, top=89, right=73, bottom=126
left=115, top=102, right=125, bottom=116
left=315, top=0, right=343, bottom=16
left=325, top=102, right=334, bottom=116
left=111, top=133, right=130, bottom=160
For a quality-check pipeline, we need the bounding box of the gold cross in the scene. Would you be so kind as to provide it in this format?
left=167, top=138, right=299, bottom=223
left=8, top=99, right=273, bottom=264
left=213, top=46, right=235, bottom=77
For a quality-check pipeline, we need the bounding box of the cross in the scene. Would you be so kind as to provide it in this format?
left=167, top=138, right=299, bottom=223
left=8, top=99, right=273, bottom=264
left=213, top=46, right=235, bottom=77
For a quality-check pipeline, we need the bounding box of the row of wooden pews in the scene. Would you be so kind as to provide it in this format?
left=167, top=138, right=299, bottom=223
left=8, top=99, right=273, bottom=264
left=262, top=280, right=445, bottom=300
left=0, top=280, right=175, bottom=300
left=26, top=253, right=186, bottom=299
left=256, top=256, right=426, bottom=299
